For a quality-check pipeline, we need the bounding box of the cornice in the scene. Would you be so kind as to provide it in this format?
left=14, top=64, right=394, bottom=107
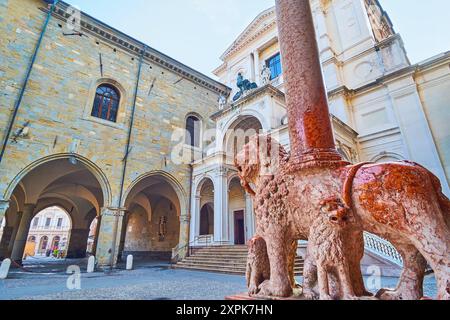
left=46, top=2, right=231, bottom=96
left=213, top=62, right=227, bottom=77
left=210, top=85, right=285, bottom=121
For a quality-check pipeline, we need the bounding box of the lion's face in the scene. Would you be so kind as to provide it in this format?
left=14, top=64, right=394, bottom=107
left=320, top=197, right=352, bottom=228
left=235, top=135, right=287, bottom=196
left=235, top=136, right=261, bottom=195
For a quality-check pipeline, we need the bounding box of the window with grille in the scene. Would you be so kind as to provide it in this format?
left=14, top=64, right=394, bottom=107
left=266, top=53, right=282, bottom=80
left=186, top=116, right=201, bottom=147
left=91, top=84, right=121, bottom=122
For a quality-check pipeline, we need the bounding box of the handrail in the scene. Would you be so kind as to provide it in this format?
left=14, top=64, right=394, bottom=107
left=171, top=235, right=209, bottom=263
left=363, top=232, right=403, bottom=267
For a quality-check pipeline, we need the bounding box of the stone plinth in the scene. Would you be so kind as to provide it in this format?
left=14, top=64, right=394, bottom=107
left=226, top=289, right=304, bottom=301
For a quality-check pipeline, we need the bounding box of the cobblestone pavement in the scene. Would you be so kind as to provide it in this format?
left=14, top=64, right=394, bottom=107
left=0, top=260, right=438, bottom=300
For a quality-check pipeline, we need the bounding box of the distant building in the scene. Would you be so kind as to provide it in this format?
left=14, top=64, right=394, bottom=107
left=25, top=206, right=71, bottom=257
left=0, top=0, right=228, bottom=265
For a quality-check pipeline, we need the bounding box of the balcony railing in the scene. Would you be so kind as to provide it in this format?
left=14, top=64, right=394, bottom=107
left=363, top=232, right=403, bottom=267
left=30, top=225, right=70, bottom=231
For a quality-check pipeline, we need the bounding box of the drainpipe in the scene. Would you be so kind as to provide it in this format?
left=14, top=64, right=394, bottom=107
left=0, top=0, right=60, bottom=165
left=110, top=46, right=146, bottom=269
left=185, top=163, right=194, bottom=259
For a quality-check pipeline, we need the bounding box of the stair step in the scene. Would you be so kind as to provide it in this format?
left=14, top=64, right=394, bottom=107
left=177, top=263, right=303, bottom=272
left=194, top=250, right=248, bottom=255
left=174, top=264, right=304, bottom=276
left=184, top=258, right=247, bottom=263
left=184, top=255, right=303, bottom=261
left=186, top=255, right=303, bottom=262
left=176, top=245, right=304, bottom=276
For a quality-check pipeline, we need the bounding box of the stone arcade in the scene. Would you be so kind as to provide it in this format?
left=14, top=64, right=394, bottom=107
left=0, top=0, right=229, bottom=267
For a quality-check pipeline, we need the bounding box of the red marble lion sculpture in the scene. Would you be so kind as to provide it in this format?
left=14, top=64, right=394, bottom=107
left=236, top=135, right=450, bottom=300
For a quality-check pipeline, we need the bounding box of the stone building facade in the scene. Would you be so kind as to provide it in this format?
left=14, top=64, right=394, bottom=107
left=0, top=0, right=449, bottom=268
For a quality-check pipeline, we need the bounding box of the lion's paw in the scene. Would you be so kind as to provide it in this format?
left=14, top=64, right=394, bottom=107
left=376, top=288, right=407, bottom=301
left=248, top=284, right=260, bottom=296
left=319, top=294, right=333, bottom=300
left=302, top=288, right=320, bottom=301
left=257, top=280, right=293, bottom=298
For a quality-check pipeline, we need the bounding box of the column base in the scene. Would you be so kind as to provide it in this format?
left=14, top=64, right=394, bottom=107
left=9, top=259, right=23, bottom=268
left=287, top=149, right=349, bottom=172
left=226, top=288, right=304, bottom=300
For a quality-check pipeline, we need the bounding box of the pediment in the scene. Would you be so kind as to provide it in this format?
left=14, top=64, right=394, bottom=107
left=220, top=7, right=276, bottom=61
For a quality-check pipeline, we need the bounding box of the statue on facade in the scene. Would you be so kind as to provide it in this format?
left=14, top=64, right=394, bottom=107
left=158, top=216, right=167, bottom=242
left=218, top=95, right=227, bottom=110
left=261, top=64, right=272, bottom=85
left=233, top=73, right=258, bottom=101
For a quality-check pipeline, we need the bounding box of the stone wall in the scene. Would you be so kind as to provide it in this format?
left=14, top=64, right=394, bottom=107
left=124, top=198, right=179, bottom=253
left=0, top=0, right=228, bottom=265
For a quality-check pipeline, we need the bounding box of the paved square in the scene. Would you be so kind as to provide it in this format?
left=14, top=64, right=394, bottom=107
left=0, top=260, right=438, bottom=300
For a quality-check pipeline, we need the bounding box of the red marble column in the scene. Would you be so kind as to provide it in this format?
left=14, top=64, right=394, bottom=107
left=275, top=0, right=346, bottom=169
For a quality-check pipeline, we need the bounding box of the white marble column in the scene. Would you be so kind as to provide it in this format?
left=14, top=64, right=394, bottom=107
left=7, top=211, right=22, bottom=255
left=312, top=5, right=332, bottom=58
left=250, top=53, right=256, bottom=83
left=388, top=85, right=450, bottom=196
left=11, top=204, right=35, bottom=263
left=189, top=195, right=201, bottom=245
left=245, top=193, right=255, bottom=242
left=213, top=167, right=229, bottom=244
left=253, top=50, right=261, bottom=86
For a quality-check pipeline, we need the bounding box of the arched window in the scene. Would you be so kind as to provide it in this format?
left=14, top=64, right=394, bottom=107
left=91, top=84, right=120, bottom=122
left=186, top=116, right=201, bottom=147
left=40, top=236, right=49, bottom=251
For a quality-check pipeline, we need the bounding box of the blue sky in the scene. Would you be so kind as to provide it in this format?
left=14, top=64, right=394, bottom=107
left=69, top=0, right=450, bottom=78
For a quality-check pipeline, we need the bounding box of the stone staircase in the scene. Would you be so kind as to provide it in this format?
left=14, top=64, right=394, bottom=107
left=174, top=245, right=304, bottom=276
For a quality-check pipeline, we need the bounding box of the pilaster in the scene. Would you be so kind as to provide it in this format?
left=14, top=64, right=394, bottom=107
left=95, top=207, right=125, bottom=267
left=11, top=204, right=35, bottom=263
left=213, top=167, right=229, bottom=244
left=245, top=193, right=255, bottom=242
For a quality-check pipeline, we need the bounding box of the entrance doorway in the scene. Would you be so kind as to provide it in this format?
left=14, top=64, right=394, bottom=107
left=234, top=211, right=245, bottom=245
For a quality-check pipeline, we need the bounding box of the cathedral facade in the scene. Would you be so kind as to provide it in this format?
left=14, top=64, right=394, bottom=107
left=190, top=0, right=450, bottom=248
left=0, top=0, right=448, bottom=267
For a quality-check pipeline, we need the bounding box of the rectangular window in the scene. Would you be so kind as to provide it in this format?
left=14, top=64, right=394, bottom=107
left=57, top=218, right=63, bottom=228
left=266, top=53, right=282, bottom=80
left=33, top=218, right=39, bottom=227
left=45, top=218, right=51, bottom=227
